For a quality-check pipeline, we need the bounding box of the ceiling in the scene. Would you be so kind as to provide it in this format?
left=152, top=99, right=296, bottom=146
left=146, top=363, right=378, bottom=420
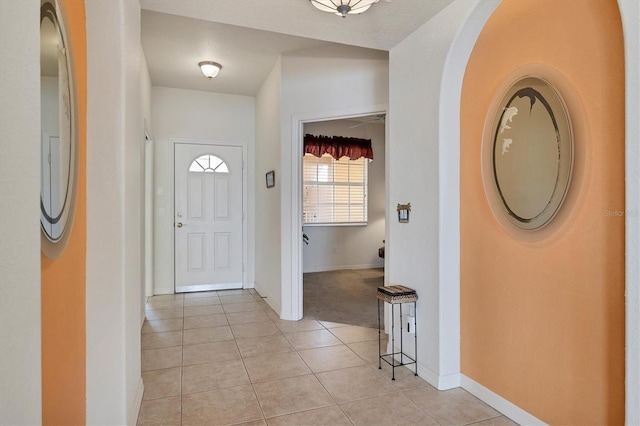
left=140, top=0, right=454, bottom=96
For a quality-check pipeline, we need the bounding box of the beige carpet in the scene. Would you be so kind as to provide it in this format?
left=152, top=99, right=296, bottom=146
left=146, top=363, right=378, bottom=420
left=303, top=268, right=383, bottom=329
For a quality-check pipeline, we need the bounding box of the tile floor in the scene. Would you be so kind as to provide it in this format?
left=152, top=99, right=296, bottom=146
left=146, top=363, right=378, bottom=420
left=138, top=289, right=518, bottom=426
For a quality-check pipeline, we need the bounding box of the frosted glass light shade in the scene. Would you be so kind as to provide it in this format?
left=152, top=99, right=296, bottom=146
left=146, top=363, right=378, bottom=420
left=310, top=0, right=379, bottom=17
left=198, top=61, right=222, bottom=79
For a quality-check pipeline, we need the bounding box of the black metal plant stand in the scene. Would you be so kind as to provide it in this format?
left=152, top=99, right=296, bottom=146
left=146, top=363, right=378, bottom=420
left=377, top=285, right=418, bottom=380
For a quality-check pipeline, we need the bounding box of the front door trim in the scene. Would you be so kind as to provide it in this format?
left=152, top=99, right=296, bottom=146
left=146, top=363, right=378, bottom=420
left=171, top=138, right=248, bottom=293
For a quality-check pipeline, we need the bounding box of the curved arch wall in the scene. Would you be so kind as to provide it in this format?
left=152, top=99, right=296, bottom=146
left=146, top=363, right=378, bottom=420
left=460, top=1, right=625, bottom=424
left=40, top=0, right=86, bottom=423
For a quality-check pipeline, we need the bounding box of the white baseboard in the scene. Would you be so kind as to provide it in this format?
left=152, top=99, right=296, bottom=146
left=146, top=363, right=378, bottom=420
left=303, top=263, right=384, bottom=273
left=128, top=377, right=144, bottom=426
left=254, top=282, right=281, bottom=317
left=461, top=374, right=546, bottom=426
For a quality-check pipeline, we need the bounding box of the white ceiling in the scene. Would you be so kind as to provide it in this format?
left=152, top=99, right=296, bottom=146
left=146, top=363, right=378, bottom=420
left=140, top=0, right=454, bottom=96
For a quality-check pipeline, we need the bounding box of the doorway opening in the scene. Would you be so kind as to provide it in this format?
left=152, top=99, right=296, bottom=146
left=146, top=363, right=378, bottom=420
left=301, top=115, right=386, bottom=328
left=173, top=142, right=247, bottom=293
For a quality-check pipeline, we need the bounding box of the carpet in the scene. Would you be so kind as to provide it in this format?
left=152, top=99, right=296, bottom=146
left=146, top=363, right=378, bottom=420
left=303, top=268, right=383, bottom=329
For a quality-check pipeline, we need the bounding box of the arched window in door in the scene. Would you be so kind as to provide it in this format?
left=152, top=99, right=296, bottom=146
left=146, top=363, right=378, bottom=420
left=188, top=154, right=229, bottom=173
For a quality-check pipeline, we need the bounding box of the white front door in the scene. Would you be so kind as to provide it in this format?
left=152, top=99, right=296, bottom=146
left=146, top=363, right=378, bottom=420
left=174, top=143, right=244, bottom=292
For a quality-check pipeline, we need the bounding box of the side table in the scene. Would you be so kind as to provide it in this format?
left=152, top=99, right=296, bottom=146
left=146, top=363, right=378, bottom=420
left=377, top=285, right=418, bottom=380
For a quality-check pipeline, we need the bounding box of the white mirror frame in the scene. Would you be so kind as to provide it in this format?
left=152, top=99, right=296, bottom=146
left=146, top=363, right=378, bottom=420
left=40, top=0, right=78, bottom=259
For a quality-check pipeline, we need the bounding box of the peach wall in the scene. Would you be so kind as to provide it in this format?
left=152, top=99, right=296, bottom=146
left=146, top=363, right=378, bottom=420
left=460, top=1, right=625, bottom=424
left=41, top=0, right=86, bottom=423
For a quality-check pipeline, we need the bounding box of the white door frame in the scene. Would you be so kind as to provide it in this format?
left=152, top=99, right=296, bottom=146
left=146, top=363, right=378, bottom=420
left=287, top=104, right=388, bottom=320
left=171, top=138, right=248, bottom=291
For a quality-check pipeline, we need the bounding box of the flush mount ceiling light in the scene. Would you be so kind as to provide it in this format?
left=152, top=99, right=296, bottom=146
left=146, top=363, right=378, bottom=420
left=310, top=0, right=379, bottom=18
left=198, top=61, right=222, bottom=79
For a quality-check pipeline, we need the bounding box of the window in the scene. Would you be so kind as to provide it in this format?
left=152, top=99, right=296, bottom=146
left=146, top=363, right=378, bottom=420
left=303, top=153, right=368, bottom=225
left=189, top=155, right=229, bottom=173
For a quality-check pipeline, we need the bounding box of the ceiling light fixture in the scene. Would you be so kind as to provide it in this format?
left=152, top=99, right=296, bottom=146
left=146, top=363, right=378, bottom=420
left=309, top=0, right=379, bottom=18
left=198, top=61, right=222, bottom=79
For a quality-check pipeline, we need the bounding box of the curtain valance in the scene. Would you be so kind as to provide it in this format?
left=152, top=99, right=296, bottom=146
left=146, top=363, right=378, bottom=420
left=304, top=134, right=373, bottom=161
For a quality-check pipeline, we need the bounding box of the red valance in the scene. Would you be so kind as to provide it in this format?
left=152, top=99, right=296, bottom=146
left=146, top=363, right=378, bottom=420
left=304, top=134, right=373, bottom=161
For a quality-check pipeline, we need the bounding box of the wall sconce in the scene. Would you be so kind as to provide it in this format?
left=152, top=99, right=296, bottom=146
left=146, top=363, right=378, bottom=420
left=198, top=61, right=222, bottom=79
left=397, top=203, right=411, bottom=223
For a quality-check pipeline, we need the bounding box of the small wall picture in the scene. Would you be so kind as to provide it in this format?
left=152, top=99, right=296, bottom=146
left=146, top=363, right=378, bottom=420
left=397, top=203, right=411, bottom=223
left=266, top=170, right=275, bottom=188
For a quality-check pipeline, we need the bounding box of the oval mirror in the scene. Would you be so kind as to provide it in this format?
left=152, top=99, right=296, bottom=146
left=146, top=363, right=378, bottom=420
left=40, top=0, right=76, bottom=256
left=489, top=76, right=573, bottom=230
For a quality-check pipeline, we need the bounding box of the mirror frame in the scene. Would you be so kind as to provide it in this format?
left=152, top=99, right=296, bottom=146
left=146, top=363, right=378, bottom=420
left=482, top=67, right=575, bottom=236
left=40, top=0, right=78, bottom=259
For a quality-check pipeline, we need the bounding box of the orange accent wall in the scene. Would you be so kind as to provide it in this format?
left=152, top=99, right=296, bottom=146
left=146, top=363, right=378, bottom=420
left=41, top=0, right=86, bottom=423
left=460, top=1, right=625, bottom=424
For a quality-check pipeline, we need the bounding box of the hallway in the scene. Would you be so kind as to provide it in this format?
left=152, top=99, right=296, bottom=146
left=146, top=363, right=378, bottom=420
left=139, top=290, right=515, bottom=425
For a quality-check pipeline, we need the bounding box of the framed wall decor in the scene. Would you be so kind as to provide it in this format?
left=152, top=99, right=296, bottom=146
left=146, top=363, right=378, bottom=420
left=266, top=170, right=275, bottom=188
left=397, top=203, right=411, bottom=223
left=484, top=75, right=574, bottom=231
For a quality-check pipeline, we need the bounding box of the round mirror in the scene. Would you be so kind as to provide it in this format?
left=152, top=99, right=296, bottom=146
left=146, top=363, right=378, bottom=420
left=488, top=76, right=573, bottom=230
left=40, top=0, right=76, bottom=255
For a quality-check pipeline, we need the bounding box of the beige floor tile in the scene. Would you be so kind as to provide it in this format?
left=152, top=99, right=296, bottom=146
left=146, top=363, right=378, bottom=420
left=235, top=335, right=295, bottom=358
left=183, top=325, right=234, bottom=345
left=237, top=420, right=267, bottom=426
left=181, top=385, right=263, bottom=425
left=315, top=365, right=396, bottom=403
left=403, top=386, right=501, bottom=426
left=146, top=298, right=184, bottom=311
left=142, top=346, right=182, bottom=372
left=472, top=416, right=520, bottom=426
left=145, top=308, right=183, bottom=321
left=142, top=330, right=183, bottom=351
left=142, top=318, right=183, bottom=334
left=218, top=289, right=251, bottom=296
left=182, top=358, right=249, bottom=394
left=374, top=362, right=427, bottom=391
left=184, top=304, right=225, bottom=317
left=340, top=392, right=437, bottom=426
left=328, top=325, right=380, bottom=344
left=137, top=395, right=181, bottom=425
left=220, top=294, right=258, bottom=305
left=183, top=313, right=228, bottom=329
left=347, top=339, right=383, bottom=365
left=297, top=344, right=365, bottom=373
left=141, top=367, right=181, bottom=401
left=226, top=310, right=271, bottom=325
left=273, top=319, right=324, bottom=334
left=266, top=405, right=351, bottom=426
left=183, top=296, right=221, bottom=307
left=253, top=374, right=334, bottom=418
left=231, top=321, right=280, bottom=339
left=318, top=320, right=351, bottom=329
left=243, top=351, right=311, bottom=382
left=183, top=290, right=218, bottom=299
left=223, top=301, right=264, bottom=313
left=182, top=340, right=240, bottom=366
left=284, top=329, right=342, bottom=351
left=265, top=307, right=281, bottom=319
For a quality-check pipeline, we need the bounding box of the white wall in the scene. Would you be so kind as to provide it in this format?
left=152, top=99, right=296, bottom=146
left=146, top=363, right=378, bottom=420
left=0, top=1, right=42, bottom=424
left=86, top=0, right=144, bottom=423
left=255, top=58, right=283, bottom=313
left=151, top=87, right=255, bottom=295
left=141, top=48, right=153, bottom=317
left=619, top=1, right=640, bottom=423
left=280, top=44, right=389, bottom=320
left=388, top=0, right=497, bottom=389
left=302, top=119, right=385, bottom=273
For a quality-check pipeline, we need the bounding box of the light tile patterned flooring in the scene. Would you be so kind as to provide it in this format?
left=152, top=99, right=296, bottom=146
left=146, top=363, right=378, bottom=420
left=139, top=289, right=518, bottom=426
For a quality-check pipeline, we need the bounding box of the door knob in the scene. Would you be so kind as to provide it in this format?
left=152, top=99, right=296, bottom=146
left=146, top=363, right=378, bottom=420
left=176, top=222, right=183, bottom=228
